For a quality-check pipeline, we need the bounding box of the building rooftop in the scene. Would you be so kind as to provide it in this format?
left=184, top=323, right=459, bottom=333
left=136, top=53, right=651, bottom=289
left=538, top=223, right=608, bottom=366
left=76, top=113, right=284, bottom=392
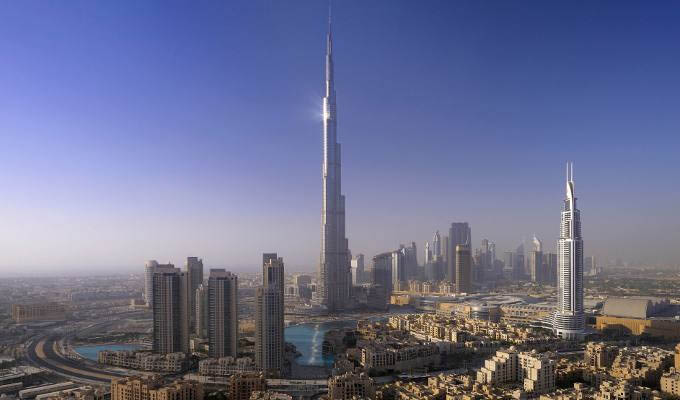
left=601, top=297, right=671, bottom=319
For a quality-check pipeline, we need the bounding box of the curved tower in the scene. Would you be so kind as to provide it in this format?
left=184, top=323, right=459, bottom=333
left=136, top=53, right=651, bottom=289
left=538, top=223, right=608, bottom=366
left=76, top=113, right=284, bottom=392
left=531, top=235, right=543, bottom=252
left=319, top=11, right=350, bottom=312
left=553, top=162, right=585, bottom=340
left=433, top=230, right=441, bottom=257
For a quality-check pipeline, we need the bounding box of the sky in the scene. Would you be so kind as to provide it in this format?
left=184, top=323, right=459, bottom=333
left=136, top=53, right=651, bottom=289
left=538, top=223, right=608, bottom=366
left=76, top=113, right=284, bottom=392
left=1, top=1, right=679, bottom=274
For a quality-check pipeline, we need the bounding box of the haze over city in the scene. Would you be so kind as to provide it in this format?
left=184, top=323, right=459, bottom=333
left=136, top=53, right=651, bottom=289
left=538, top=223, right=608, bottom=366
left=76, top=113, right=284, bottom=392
left=1, top=0, right=679, bottom=274
left=6, top=3, right=680, bottom=400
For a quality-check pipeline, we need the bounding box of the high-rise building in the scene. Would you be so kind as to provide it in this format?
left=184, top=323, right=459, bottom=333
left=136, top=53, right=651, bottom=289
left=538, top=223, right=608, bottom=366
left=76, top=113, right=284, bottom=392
left=432, top=230, right=442, bottom=258
left=294, top=274, right=312, bottom=286
left=529, top=250, right=544, bottom=283
left=585, top=256, right=597, bottom=276
left=528, top=236, right=544, bottom=283
left=372, top=252, right=393, bottom=300
left=185, top=257, right=204, bottom=331
left=318, top=12, right=351, bottom=312
left=553, top=163, right=585, bottom=340
left=447, top=223, right=471, bottom=283
left=544, top=252, right=558, bottom=286
left=351, top=254, right=364, bottom=285
left=145, top=260, right=159, bottom=306
left=208, top=269, right=238, bottom=358
left=255, top=254, right=285, bottom=377
left=424, top=242, right=431, bottom=264
left=516, top=243, right=526, bottom=279
left=391, top=250, right=406, bottom=291
left=475, top=238, right=497, bottom=282
left=402, top=242, right=418, bottom=279
left=152, top=267, right=189, bottom=354
left=442, top=235, right=449, bottom=274
left=195, top=283, right=207, bottom=339
left=455, top=244, right=471, bottom=294
left=145, top=260, right=175, bottom=307
left=503, top=251, right=515, bottom=279
left=424, top=258, right=444, bottom=283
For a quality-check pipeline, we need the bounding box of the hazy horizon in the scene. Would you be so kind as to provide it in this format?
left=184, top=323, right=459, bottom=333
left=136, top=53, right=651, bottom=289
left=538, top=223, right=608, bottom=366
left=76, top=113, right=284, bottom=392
left=2, top=1, right=679, bottom=273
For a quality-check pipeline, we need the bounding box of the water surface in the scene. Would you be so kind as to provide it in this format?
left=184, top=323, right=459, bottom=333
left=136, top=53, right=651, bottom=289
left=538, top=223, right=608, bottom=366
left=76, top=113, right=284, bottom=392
left=285, top=320, right=357, bottom=367
left=74, top=344, right=141, bottom=361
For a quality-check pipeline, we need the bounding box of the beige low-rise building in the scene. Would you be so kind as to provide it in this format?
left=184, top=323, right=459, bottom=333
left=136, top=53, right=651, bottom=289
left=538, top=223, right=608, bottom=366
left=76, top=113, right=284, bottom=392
left=249, top=391, right=292, bottom=400
left=328, top=372, right=375, bottom=400
left=660, top=368, right=680, bottom=396
left=228, top=373, right=266, bottom=400
left=584, top=343, right=618, bottom=369
left=11, top=302, right=66, bottom=323
left=98, top=351, right=188, bottom=372
left=198, top=357, right=256, bottom=376
left=111, top=376, right=202, bottom=400
left=360, top=342, right=439, bottom=373
left=595, top=380, right=661, bottom=400
left=477, top=347, right=555, bottom=394
left=41, top=385, right=106, bottom=400
left=609, top=346, right=672, bottom=387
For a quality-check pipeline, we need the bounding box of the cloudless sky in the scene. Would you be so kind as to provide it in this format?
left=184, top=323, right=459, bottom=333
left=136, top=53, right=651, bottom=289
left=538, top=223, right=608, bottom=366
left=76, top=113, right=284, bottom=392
left=1, top=0, right=679, bottom=274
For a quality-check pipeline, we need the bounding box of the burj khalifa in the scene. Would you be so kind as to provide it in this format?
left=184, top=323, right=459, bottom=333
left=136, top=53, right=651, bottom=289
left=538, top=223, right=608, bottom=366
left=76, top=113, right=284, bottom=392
left=318, top=12, right=351, bottom=312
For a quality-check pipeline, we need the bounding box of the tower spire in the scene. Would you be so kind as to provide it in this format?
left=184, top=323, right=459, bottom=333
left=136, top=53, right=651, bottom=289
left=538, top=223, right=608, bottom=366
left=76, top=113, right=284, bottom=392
left=326, top=1, right=333, bottom=56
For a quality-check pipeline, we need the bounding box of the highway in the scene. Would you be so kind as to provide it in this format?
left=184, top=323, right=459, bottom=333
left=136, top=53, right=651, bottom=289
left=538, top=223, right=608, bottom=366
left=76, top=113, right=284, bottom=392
left=26, top=335, right=127, bottom=384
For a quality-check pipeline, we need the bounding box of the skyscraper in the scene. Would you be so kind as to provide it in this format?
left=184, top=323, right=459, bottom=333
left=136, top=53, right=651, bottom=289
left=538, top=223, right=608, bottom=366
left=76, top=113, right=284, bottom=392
left=503, top=251, right=515, bottom=279
left=351, top=254, right=365, bottom=285
left=401, top=242, right=418, bottom=279
left=372, top=252, right=392, bottom=293
left=185, top=257, right=204, bottom=331
left=447, top=223, right=471, bottom=283
left=424, top=242, right=431, bottom=264
left=195, top=283, right=207, bottom=338
left=442, top=235, right=449, bottom=273
left=370, top=252, right=392, bottom=309
left=455, top=244, right=471, bottom=294
left=208, top=269, right=238, bottom=358
left=554, top=163, right=585, bottom=340
left=529, top=249, right=544, bottom=283
left=152, top=267, right=189, bottom=354
left=144, top=260, right=159, bottom=306
left=319, top=12, right=351, bottom=312
left=391, top=250, right=406, bottom=291
left=516, top=243, right=526, bottom=279
left=585, top=256, right=597, bottom=276
left=529, top=235, right=544, bottom=283
left=432, top=230, right=442, bottom=258
left=544, top=252, right=558, bottom=286
left=144, top=260, right=175, bottom=308
left=255, top=253, right=285, bottom=377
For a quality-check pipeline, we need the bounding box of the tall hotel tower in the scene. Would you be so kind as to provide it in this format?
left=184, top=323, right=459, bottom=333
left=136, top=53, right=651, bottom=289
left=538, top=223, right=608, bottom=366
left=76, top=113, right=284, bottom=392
left=256, top=253, right=285, bottom=377
left=319, top=12, right=351, bottom=312
left=553, top=163, right=585, bottom=340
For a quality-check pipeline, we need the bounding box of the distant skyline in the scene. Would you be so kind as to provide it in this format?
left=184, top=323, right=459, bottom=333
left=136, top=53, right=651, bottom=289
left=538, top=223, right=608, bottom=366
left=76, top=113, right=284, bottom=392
left=1, top=1, right=679, bottom=273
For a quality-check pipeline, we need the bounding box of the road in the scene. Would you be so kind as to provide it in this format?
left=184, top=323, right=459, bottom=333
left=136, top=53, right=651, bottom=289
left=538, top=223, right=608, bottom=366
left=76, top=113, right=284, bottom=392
left=26, top=335, right=127, bottom=384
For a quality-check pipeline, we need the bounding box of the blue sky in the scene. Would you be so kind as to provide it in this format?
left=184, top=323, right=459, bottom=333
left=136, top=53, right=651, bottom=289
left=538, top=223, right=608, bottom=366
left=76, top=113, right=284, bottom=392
left=1, top=1, right=679, bottom=273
